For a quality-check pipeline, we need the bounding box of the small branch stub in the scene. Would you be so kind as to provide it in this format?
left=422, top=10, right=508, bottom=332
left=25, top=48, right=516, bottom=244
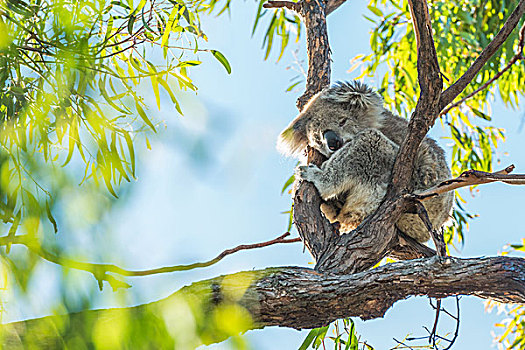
left=263, top=0, right=299, bottom=12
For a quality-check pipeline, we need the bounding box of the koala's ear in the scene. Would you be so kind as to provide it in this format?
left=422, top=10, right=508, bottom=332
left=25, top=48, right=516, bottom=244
left=277, top=116, right=308, bottom=158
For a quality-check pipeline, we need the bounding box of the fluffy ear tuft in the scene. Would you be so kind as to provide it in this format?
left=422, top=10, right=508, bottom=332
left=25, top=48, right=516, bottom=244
left=321, top=81, right=383, bottom=110
left=277, top=117, right=308, bottom=158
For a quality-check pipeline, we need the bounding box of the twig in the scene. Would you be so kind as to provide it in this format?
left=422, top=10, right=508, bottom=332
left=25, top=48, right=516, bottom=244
left=439, top=0, right=525, bottom=111
left=404, top=196, right=446, bottom=257
left=392, top=337, right=415, bottom=350
left=414, top=164, right=525, bottom=200
left=1, top=233, right=301, bottom=281
left=389, top=229, right=437, bottom=260
left=439, top=56, right=520, bottom=116
left=405, top=198, right=446, bottom=348
left=442, top=297, right=461, bottom=350
left=429, top=299, right=441, bottom=348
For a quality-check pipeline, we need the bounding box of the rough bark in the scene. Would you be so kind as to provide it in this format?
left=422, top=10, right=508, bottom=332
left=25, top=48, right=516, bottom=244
left=3, top=256, right=524, bottom=347
left=389, top=0, right=443, bottom=196
left=296, top=0, right=331, bottom=110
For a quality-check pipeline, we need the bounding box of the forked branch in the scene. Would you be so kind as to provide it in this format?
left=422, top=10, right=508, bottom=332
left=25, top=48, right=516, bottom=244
left=415, top=164, right=525, bottom=200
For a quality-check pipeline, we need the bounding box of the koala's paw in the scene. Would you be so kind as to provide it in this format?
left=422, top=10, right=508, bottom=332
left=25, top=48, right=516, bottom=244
left=295, top=164, right=322, bottom=184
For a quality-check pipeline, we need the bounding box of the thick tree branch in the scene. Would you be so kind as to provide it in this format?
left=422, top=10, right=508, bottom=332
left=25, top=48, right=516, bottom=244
left=293, top=148, right=339, bottom=263
left=307, top=0, right=445, bottom=275
left=389, top=0, right=443, bottom=195
left=296, top=0, right=332, bottom=110
left=241, top=257, right=525, bottom=326
left=439, top=0, right=525, bottom=111
left=4, top=256, right=524, bottom=347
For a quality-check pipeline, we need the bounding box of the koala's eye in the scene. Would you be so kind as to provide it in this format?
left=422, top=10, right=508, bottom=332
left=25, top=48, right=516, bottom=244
left=323, top=130, right=343, bottom=152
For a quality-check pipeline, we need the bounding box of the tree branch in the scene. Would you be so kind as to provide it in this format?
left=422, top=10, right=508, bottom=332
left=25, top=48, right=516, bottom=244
left=262, top=0, right=348, bottom=20
left=296, top=0, right=332, bottom=110
left=439, top=0, right=525, bottom=111
left=414, top=164, right=525, bottom=200
left=389, top=0, right=443, bottom=195
left=1, top=233, right=300, bottom=285
left=4, top=256, right=524, bottom=347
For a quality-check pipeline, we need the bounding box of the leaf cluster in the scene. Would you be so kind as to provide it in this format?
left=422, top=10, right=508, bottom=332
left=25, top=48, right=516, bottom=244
left=0, top=0, right=233, bottom=242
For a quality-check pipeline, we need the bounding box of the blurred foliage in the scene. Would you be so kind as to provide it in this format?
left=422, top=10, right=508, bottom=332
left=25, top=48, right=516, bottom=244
left=492, top=240, right=525, bottom=349
left=0, top=0, right=233, bottom=241
left=0, top=0, right=235, bottom=287
left=495, top=304, right=525, bottom=349
left=0, top=0, right=244, bottom=347
left=0, top=270, right=256, bottom=348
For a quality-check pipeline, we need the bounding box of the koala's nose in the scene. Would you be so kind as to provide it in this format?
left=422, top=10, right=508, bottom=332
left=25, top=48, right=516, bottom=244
left=323, top=130, right=343, bottom=151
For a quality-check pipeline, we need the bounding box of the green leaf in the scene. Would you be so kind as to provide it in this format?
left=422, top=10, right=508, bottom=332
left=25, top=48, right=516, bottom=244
left=133, top=0, right=147, bottom=14
left=127, top=14, right=136, bottom=34
left=299, top=328, right=319, bottom=350
left=175, top=60, right=201, bottom=68
left=313, top=325, right=329, bottom=349
left=470, top=107, right=492, bottom=121
left=161, top=5, right=180, bottom=47
left=286, top=81, right=301, bottom=92
left=281, top=174, right=295, bottom=194
left=367, top=5, right=383, bottom=17
left=6, top=211, right=21, bottom=254
left=347, top=319, right=358, bottom=350
left=135, top=102, right=156, bottom=132
left=122, top=132, right=136, bottom=177
left=158, top=78, right=183, bottom=114
left=252, top=0, right=265, bottom=36
left=210, top=50, right=231, bottom=74
left=146, top=63, right=161, bottom=109
left=45, top=200, right=58, bottom=234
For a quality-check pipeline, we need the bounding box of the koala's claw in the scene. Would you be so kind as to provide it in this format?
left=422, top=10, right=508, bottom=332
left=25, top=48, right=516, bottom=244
left=295, top=164, right=321, bottom=183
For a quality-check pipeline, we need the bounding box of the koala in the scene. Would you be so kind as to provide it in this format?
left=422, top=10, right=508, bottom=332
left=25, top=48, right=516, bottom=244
left=277, top=81, right=454, bottom=243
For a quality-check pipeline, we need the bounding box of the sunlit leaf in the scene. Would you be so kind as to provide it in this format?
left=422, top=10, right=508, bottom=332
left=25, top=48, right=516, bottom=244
left=210, top=50, right=231, bottom=74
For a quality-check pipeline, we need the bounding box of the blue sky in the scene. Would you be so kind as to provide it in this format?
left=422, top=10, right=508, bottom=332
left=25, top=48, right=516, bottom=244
left=5, top=0, right=525, bottom=349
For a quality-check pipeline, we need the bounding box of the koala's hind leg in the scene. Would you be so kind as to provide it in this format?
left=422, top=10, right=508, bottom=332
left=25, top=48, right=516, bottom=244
left=297, top=129, right=399, bottom=232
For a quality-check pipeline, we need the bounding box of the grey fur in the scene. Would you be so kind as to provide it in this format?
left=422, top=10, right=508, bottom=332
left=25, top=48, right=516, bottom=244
left=278, top=81, right=454, bottom=243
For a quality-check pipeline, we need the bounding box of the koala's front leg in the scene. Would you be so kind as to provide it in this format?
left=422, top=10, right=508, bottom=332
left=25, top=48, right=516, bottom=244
left=295, top=164, right=336, bottom=199
left=296, top=161, right=354, bottom=200
left=296, top=129, right=398, bottom=200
